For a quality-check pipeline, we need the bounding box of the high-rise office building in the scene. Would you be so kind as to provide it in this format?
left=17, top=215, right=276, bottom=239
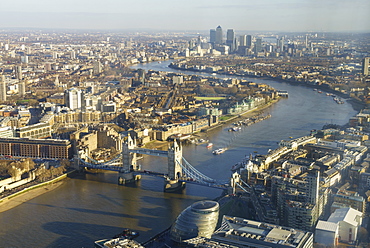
left=215, top=26, right=223, bottom=45
left=226, top=29, right=236, bottom=52
left=246, top=35, right=252, bottom=48
left=210, top=29, right=216, bottom=44
left=254, top=38, right=262, bottom=53
left=362, top=57, right=369, bottom=76
left=0, top=75, right=6, bottom=102
left=305, top=35, right=309, bottom=48
left=277, top=37, right=285, bottom=52
left=239, top=35, right=247, bottom=47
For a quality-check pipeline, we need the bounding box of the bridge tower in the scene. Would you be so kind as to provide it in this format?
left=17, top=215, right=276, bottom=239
left=119, top=134, right=140, bottom=184
left=165, top=139, right=185, bottom=192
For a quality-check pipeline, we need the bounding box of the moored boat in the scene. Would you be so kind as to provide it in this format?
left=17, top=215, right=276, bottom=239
left=206, top=143, right=213, bottom=148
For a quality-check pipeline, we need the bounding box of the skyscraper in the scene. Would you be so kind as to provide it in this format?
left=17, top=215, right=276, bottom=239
left=239, top=35, right=247, bottom=47
left=277, top=37, right=285, bottom=52
left=254, top=38, right=262, bottom=53
left=226, top=29, right=236, bottom=52
left=15, top=65, right=22, bottom=80
left=215, top=26, right=223, bottom=45
left=246, top=35, right=252, bottom=48
left=0, top=75, right=6, bottom=102
left=362, top=57, right=370, bottom=76
left=18, top=80, right=26, bottom=96
left=210, top=29, right=216, bottom=44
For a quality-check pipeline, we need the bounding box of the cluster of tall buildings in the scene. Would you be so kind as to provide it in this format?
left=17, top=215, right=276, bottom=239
left=208, top=26, right=307, bottom=56
left=210, top=26, right=252, bottom=54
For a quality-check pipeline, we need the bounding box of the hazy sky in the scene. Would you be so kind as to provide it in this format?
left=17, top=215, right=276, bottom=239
left=0, top=0, right=369, bottom=32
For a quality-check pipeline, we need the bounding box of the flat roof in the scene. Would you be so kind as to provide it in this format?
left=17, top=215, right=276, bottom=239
left=316, top=220, right=338, bottom=232
left=265, top=228, right=291, bottom=241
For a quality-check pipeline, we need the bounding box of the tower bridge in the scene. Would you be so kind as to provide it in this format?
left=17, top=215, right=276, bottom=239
left=75, top=135, right=232, bottom=192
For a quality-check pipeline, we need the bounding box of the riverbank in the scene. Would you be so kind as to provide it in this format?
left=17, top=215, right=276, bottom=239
left=0, top=172, right=72, bottom=213
left=194, top=98, right=279, bottom=139
left=168, top=63, right=365, bottom=112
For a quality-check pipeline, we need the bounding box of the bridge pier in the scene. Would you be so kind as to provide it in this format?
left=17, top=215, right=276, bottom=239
left=118, top=171, right=141, bottom=185
left=164, top=178, right=185, bottom=192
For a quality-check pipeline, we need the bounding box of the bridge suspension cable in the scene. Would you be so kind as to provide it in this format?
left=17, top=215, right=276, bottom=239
left=180, top=157, right=216, bottom=183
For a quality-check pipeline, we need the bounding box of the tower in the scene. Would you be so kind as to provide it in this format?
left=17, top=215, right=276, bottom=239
left=167, top=139, right=182, bottom=180
left=210, top=29, right=216, bottom=44
left=254, top=38, right=262, bottom=53
left=215, top=26, right=223, bottom=45
left=362, top=57, right=369, bottom=76
left=15, top=65, right=22, bottom=80
left=0, top=75, right=6, bottom=102
left=277, top=37, right=285, bottom=52
left=246, top=35, right=252, bottom=48
left=239, top=35, right=247, bottom=47
left=226, top=29, right=236, bottom=52
left=18, top=80, right=26, bottom=97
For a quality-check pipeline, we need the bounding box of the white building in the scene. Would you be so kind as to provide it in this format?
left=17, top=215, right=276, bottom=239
left=65, top=88, right=83, bottom=110
left=315, top=207, right=362, bottom=245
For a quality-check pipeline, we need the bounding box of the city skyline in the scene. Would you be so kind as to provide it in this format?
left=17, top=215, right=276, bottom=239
left=0, top=0, right=369, bottom=32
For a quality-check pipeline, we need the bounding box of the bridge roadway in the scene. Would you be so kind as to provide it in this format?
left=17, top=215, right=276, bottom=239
left=80, top=159, right=229, bottom=189
left=129, top=148, right=168, bottom=157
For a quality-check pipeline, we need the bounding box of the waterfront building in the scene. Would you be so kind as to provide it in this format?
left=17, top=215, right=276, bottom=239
left=0, top=137, right=72, bottom=159
left=0, top=75, right=6, bottom=102
left=170, top=200, right=219, bottom=242
left=0, top=126, right=14, bottom=138
left=184, top=215, right=314, bottom=248
left=215, top=26, right=223, bottom=45
left=15, top=122, right=52, bottom=139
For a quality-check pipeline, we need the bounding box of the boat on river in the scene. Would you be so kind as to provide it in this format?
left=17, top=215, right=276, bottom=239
left=206, top=143, right=213, bottom=148
left=212, top=148, right=226, bottom=155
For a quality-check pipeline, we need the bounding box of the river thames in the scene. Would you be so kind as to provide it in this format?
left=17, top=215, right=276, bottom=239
left=0, top=60, right=357, bottom=247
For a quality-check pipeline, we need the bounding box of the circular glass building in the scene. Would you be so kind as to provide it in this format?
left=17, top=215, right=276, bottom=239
left=170, top=200, right=219, bottom=242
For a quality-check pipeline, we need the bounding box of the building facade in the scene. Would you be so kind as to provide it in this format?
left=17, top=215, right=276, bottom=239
left=0, top=137, right=72, bottom=159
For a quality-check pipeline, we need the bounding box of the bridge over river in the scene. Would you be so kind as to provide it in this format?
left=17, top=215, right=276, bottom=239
left=75, top=135, right=238, bottom=192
